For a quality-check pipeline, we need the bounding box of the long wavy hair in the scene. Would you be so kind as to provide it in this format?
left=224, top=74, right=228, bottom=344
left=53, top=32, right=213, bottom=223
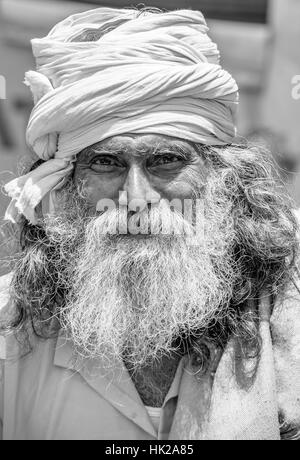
left=2, top=142, right=299, bottom=373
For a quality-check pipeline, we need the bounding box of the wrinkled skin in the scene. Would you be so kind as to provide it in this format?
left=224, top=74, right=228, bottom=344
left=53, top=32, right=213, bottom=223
left=73, top=134, right=209, bottom=211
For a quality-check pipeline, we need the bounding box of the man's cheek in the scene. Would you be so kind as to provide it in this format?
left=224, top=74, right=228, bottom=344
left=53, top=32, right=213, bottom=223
left=73, top=173, right=121, bottom=205
left=162, top=170, right=206, bottom=202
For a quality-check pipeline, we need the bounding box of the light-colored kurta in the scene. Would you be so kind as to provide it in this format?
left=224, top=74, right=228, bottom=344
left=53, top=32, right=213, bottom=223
left=0, top=270, right=300, bottom=440
left=0, top=301, right=280, bottom=440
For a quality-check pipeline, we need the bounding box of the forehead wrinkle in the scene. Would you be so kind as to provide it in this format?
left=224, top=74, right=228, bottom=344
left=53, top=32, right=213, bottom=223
left=77, top=137, right=199, bottom=161
left=133, top=141, right=197, bottom=159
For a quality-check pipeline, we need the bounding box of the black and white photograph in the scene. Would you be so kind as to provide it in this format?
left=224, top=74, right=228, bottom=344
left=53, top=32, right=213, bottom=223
left=0, top=0, right=299, bottom=442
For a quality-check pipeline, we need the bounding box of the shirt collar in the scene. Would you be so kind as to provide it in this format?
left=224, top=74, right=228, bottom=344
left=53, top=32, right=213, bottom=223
left=53, top=330, right=186, bottom=437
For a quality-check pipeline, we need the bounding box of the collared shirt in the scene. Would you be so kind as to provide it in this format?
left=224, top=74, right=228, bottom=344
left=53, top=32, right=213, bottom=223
left=0, top=332, right=185, bottom=440
left=0, top=290, right=284, bottom=440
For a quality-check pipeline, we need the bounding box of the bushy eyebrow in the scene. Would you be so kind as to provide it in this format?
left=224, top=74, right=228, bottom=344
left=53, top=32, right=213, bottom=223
left=80, top=142, right=197, bottom=161
left=139, top=144, right=196, bottom=160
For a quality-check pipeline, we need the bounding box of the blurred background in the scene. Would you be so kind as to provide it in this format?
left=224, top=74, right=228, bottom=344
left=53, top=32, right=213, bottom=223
left=0, top=0, right=300, bottom=219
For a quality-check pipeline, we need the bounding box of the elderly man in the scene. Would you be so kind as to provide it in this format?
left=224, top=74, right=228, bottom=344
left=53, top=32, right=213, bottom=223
left=0, top=7, right=300, bottom=441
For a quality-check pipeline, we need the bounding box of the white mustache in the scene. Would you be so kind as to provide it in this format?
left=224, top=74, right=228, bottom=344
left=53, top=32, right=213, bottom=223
left=93, top=199, right=201, bottom=238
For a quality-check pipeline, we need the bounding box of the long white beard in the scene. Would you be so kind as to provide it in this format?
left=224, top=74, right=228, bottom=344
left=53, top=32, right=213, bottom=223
left=58, top=198, right=237, bottom=371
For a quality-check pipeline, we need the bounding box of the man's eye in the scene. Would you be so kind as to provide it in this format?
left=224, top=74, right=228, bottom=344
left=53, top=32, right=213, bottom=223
left=92, top=156, right=114, bottom=165
left=151, top=154, right=183, bottom=167
left=90, top=155, right=122, bottom=172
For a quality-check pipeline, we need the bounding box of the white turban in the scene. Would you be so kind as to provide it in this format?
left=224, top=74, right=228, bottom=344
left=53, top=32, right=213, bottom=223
left=4, top=7, right=239, bottom=224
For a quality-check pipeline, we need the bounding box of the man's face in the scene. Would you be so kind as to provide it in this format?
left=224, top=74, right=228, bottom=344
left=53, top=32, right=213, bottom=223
left=73, top=134, right=209, bottom=214
left=52, top=134, right=237, bottom=370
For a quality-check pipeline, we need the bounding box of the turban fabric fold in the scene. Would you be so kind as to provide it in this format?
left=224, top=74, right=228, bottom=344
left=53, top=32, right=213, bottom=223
left=4, top=7, right=239, bottom=224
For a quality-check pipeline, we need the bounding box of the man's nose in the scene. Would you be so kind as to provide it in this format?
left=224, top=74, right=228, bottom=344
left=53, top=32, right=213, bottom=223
left=121, top=165, right=160, bottom=209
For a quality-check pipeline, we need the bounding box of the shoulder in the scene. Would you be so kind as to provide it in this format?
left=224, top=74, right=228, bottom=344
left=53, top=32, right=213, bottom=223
left=0, top=272, right=14, bottom=360
left=0, top=271, right=13, bottom=301
left=270, top=230, right=300, bottom=438
left=0, top=271, right=14, bottom=322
